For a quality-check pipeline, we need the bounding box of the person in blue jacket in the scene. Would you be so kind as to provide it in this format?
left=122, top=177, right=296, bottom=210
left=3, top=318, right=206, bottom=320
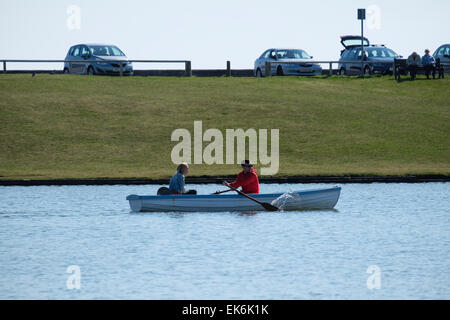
left=168, top=162, right=196, bottom=195
left=422, top=49, right=436, bottom=79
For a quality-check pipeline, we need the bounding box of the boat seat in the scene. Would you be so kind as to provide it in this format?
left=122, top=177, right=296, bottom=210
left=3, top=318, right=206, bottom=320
left=157, top=187, right=171, bottom=195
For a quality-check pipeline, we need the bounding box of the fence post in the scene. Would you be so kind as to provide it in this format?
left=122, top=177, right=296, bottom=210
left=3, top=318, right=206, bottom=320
left=265, top=61, right=271, bottom=77
left=329, top=62, right=333, bottom=76
left=226, top=61, right=231, bottom=77
left=185, top=61, right=192, bottom=77
left=3, top=61, right=6, bottom=74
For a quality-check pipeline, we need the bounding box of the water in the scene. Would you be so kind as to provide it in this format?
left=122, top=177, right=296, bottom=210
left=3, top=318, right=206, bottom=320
left=0, top=183, right=449, bottom=299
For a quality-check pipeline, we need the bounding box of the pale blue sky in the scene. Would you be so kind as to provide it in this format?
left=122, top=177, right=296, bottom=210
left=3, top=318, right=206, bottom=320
left=1, top=0, right=449, bottom=69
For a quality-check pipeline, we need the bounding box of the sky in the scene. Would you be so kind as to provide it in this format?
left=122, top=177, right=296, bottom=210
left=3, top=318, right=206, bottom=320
left=1, top=0, right=449, bottom=70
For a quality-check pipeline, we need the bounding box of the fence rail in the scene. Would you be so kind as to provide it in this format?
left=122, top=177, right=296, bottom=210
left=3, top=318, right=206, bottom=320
left=1, top=59, right=449, bottom=77
left=264, top=60, right=396, bottom=77
left=1, top=59, right=192, bottom=76
left=263, top=60, right=450, bottom=77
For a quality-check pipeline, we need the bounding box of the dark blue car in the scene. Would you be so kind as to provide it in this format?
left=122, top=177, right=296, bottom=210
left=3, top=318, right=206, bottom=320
left=64, top=43, right=133, bottom=75
left=338, top=36, right=400, bottom=76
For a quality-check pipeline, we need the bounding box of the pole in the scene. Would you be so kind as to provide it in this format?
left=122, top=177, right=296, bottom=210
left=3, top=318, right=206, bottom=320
left=329, top=62, right=333, bottom=76
left=361, top=19, right=364, bottom=77
left=3, top=61, right=6, bottom=74
left=226, top=61, right=231, bottom=77
left=185, top=61, right=192, bottom=77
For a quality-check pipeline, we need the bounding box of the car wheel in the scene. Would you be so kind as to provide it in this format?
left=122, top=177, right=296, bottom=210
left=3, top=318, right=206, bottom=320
left=256, top=69, right=263, bottom=78
left=276, top=66, right=284, bottom=76
left=87, top=66, right=95, bottom=76
left=63, top=68, right=69, bottom=74
left=339, top=68, right=346, bottom=76
left=364, top=66, right=371, bottom=75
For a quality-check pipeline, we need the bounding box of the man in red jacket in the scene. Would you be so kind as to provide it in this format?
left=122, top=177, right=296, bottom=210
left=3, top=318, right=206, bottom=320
left=223, top=160, right=260, bottom=194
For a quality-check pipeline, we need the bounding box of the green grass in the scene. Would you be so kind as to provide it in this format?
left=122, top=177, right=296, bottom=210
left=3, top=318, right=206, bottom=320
left=0, top=74, right=449, bottom=180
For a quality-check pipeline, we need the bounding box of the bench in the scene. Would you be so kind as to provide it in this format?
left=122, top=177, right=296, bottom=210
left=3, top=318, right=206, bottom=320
left=394, top=58, right=446, bottom=82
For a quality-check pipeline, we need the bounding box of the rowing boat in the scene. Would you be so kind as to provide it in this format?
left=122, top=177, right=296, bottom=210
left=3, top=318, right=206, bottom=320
left=126, top=186, right=341, bottom=212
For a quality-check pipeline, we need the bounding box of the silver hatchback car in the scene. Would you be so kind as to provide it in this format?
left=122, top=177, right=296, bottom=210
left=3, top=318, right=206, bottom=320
left=254, top=48, right=322, bottom=77
left=64, top=43, right=133, bottom=75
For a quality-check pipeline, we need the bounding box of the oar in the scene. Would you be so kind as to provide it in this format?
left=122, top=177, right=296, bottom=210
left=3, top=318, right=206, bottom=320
left=211, top=189, right=233, bottom=195
left=225, top=184, right=279, bottom=211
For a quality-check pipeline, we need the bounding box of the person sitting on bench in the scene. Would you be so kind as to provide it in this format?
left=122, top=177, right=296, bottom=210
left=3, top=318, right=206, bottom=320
left=422, top=49, right=436, bottom=79
left=406, top=52, right=421, bottom=80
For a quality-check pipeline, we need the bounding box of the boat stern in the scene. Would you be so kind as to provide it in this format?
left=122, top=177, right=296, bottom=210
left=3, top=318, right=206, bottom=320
left=126, top=194, right=143, bottom=212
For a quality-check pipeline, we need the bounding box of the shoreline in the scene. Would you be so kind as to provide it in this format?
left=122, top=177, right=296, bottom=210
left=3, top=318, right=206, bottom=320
left=0, top=175, right=448, bottom=186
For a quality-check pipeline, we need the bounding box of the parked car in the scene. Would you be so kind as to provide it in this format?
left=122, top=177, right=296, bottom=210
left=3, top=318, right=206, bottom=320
left=64, top=44, right=133, bottom=75
left=338, top=36, right=400, bottom=75
left=254, top=48, right=322, bottom=77
left=433, top=44, right=450, bottom=64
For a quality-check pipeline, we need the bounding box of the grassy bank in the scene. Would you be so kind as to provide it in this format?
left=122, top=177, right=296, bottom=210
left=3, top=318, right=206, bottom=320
left=0, top=74, right=449, bottom=180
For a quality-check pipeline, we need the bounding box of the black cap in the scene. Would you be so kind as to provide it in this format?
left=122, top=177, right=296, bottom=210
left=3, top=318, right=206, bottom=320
left=241, top=160, right=253, bottom=167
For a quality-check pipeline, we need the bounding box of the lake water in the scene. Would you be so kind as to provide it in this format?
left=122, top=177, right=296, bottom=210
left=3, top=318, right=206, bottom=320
left=0, top=183, right=449, bottom=299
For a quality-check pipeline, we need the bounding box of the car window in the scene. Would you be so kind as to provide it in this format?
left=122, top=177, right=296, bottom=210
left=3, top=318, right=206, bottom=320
left=344, top=50, right=352, bottom=59
left=88, top=45, right=125, bottom=56
left=342, top=38, right=370, bottom=48
left=68, top=46, right=74, bottom=56
left=358, top=49, right=369, bottom=58
left=274, top=50, right=310, bottom=59
left=259, top=50, right=270, bottom=59
left=111, top=46, right=124, bottom=56
left=367, top=48, right=377, bottom=57
left=381, top=48, right=396, bottom=58
left=367, top=48, right=397, bottom=58
left=341, top=50, right=350, bottom=60
left=263, top=50, right=271, bottom=59
left=445, top=46, right=450, bottom=56
left=276, top=50, right=287, bottom=59
left=81, top=46, right=90, bottom=56
left=72, top=46, right=80, bottom=57
left=352, top=49, right=359, bottom=59
left=288, top=50, right=310, bottom=59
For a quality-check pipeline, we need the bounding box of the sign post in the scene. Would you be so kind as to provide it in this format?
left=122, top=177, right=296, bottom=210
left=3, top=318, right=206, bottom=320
left=358, top=8, right=366, bottom=77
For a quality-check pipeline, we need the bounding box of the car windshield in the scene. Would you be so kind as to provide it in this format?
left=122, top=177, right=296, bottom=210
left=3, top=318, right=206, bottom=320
left=276, top=50, right=310, bottom=59
left=437, top=46, right=450, bottom=56
left=366, top=48, right=397, bottom=58
left=88, top=45, right=125, bottom=56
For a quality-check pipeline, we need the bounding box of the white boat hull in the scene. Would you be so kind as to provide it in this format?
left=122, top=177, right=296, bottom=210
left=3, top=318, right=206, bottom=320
left=126, top=187, right=341, bottom=212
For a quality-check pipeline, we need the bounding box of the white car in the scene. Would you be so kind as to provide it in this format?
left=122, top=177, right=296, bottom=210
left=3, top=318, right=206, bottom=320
left=254, top=48, right=322, bottom=77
